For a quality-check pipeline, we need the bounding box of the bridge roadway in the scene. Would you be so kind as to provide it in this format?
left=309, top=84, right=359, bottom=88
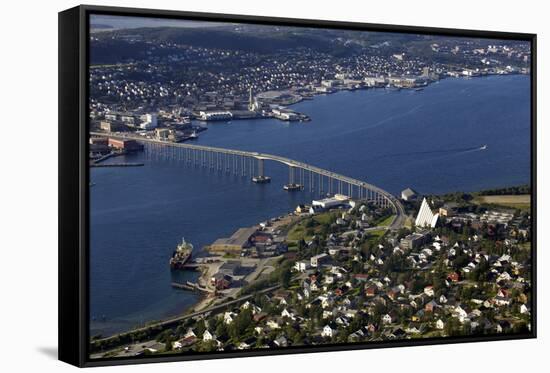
left=90, top=132, right=405, bottom=230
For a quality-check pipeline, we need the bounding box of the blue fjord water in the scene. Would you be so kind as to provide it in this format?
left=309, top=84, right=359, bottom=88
left=90, top=74, right=530, bottom=337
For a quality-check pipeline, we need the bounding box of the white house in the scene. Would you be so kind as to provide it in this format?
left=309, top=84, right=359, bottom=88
left=184, top=329, right=196, bottom=339
left=424, top=285, right=435, bottom=297
left=203, top=330, right=216, bottom=341
left=224, top=311, right=236, bottom=325
left=453, top=305, right=468, bottom=323
left=322, top=324, right=337, bottom=338
left=294, top=261, right=310, bottom=272
left=266, top=320, right=281, bottom=330
left=281, top=308, right=296, bottom=320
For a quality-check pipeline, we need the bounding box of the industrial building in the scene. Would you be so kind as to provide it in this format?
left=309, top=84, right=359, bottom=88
left=100, top=120, right=126, bottom=132
left=400, top=232, right=429, bottom=250
left=401, top=187, right=418, bottom=201
left=89, top=137, right=110, bottom=154
left=107, top=138, right=144, bottom=152
left=209, top=226, right=257, bottom=253
left=199, top=111, right=233, bottom=121
left=312, top=194, right=350, bottom=210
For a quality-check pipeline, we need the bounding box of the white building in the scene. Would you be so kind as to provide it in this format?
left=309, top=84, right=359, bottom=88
left=312, top=194, right=350, bottom=209
left=401, top=187, right=418, bottom=201
left=322, top=325, right=337, bottom=338
left=199, top=111, right=233, bottom=121
left=294, top=261, right=310, bottom=272
left=311, top=253, right=329, bottom=267
left=202, top=330, right=216, bottom=341
left=415, top=198, right=439, bottom=228
left=139, top=113, right=158, bottom=130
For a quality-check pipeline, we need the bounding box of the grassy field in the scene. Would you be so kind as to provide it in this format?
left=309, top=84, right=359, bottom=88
left=364, top=229, right=386, bottom=244
left=286, top=212, right=337, bottom=241
left=375, top=215, right=395, bottom=227
left=474, top=194, right=531, bottom=211
left=519, top=242, right=532, bottom=251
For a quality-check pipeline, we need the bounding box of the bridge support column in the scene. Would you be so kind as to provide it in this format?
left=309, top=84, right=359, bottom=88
left=251, top=158, right=271, bottom=184
left=258, top=159, right=264, bottom=177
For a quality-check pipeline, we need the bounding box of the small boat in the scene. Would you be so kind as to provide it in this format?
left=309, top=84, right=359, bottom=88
left=252, top=176, right=271, bottom=183
left=283, top=183, right=303, bottom=191
left=414, top=88, right=424, bottom=92
left=188, top=131, right=199, bottom=139
left=480, top=144, right=488, bottom=150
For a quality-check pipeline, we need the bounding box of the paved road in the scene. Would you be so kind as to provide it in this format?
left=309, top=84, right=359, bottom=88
left=91, top=283, right=282, bottom=347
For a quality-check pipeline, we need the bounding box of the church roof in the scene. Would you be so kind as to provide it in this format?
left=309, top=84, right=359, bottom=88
left=415, top=198, right=439, bottom=228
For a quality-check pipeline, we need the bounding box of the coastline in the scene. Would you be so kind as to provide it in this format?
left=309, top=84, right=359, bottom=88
left=93, top=181, right=532, bottom=343
left=90, top=73, right=530, bottom=341
left=264, top=72, right=527, bottom=113
left=190, top=72, right=528, bottom=127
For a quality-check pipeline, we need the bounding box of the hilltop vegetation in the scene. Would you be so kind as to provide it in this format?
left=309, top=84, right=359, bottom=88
left=90, top=25, right=530, bottom=65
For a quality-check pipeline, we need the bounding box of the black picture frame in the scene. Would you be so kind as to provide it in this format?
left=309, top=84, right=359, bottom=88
left=59, top=4, right=537, bottom=367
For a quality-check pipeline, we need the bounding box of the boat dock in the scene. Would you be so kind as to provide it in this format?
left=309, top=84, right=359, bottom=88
left=90, top=162, right=144, bottom=168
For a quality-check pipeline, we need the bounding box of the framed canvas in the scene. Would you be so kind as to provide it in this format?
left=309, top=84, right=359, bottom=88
left=59, top=4, right=536, bottom=367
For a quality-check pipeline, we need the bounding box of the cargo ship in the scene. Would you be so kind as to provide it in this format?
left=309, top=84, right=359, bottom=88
left=169, top=237, right=193, bottom=270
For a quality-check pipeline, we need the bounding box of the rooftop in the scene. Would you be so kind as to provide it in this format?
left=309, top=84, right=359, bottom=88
left=212, top=226, right=257, bottom=247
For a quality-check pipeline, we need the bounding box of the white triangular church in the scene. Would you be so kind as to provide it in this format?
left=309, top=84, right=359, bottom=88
left=415, top=198, right=439, bottom=228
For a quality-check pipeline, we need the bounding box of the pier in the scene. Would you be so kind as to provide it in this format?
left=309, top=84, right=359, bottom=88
left=90, top=132, right=405, bottom=229
left=90, top=162, right=144, bottom=168
left=171, top=281, right=214, bottom=294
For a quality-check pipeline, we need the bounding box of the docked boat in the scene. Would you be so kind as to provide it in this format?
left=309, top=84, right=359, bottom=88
left=252, top=175, right=271, bottom=183
left=283, top=183, right=303, bottom=191
left=169, top=237, right=193, bottom=270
